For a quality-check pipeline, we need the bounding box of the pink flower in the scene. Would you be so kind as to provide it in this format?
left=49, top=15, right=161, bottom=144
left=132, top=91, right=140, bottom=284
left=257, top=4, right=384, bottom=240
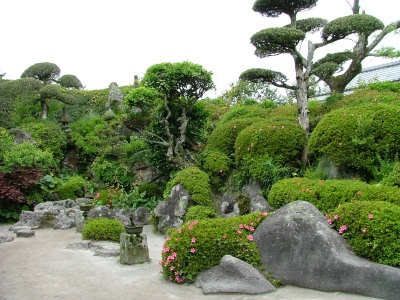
left=339, top=142, right=343, bottom=146
left=357, top=190, right=362, bottom=195
left=262, top=212, right=268, bottom=216
left=237, top=230, right=242, bottom=235
left=362, top=228, right=367, bottom=233
left=190, top=248, right=196, bottom=253
left=246, top=235, right=254, bottom=241
left=334, top=215, right=339, bottom=220
left=219, top=169, right=223, bottom=173
left=177, top=228, right=182, bottom=234
left=95, top=193, right=100, bottom=198
left=233, top=125, right=237, bottom=129
left=166, top=237, right=171, bottom=241
left=249, top=226, right=254, bottom=231
left=192, top=220, right=199, bottom=225
left=281, top=125, right=285, bottom=129
left=170, top=266, right=174, bottom=271
left=247, top=147, right=250, bottom=151
left=188, top=225, right=193, bottom=230
left=222, top=235, right=227, bottom=240
left=327, top=219, right=332, bottom=225
left=338, top=225, right=347, bottom=234
left=239, top=224, right=244, bottom=229
left=368, top=214, right=374, bottom=219
left=191, top=237, right=196, bottom=243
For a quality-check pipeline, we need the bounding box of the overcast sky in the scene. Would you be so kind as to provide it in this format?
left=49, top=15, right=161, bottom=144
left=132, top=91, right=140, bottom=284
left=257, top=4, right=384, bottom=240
left=1, top=0, right=399, bottom=97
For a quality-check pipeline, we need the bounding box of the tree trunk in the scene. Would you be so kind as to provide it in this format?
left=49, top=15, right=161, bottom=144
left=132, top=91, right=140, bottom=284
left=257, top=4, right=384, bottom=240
left=41, top=100, right=48, bottom=119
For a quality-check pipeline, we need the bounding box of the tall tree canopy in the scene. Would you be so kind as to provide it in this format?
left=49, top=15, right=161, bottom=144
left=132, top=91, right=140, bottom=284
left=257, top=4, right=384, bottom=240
left=140, top=61, right=214, bottom=169
left=241, top=0, right=400, bottom=143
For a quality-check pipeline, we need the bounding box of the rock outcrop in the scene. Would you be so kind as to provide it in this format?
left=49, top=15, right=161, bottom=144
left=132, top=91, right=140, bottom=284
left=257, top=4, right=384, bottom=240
left=254, top=201, right=400, bottom=300
left=195, top=255, right=276, bottom=294
left=153, top=184, right=192, bottom=233
left=242, top=181, right=272, bottom=212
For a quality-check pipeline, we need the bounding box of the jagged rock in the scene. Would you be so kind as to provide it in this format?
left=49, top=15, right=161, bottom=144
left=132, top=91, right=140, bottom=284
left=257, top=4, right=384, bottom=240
left=75, top=197, right=93, bottom=206
left=219, top=194, right=239, bottom=218
left=14, top=211, right=45, bottom=229
left=131, top=207, right=149, bottom=225
left=120, top=232, right=150, bottom=264
left=254, top=201, right=400, bottom=300
left=195, top=255, right=276, bottom=294
left=0, top=233, right=14, bottom=243
left=16, top=229, right=35, bottom=237
left=242, top=181, right=272, bottom=212
left=75, top=210, right=85, bottom=233
left=87, top=206, right=113, bottom=219
left=153, top=184, right=193, bottom=233
left=53, top=209, right=77, bottom=229
left=9, top=129, right=36, bottom=144
left=89, top=241, right=120, bottom=257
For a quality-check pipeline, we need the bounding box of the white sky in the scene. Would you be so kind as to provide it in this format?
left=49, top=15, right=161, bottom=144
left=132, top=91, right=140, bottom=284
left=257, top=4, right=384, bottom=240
left=1, top=0, right=399, bottom=97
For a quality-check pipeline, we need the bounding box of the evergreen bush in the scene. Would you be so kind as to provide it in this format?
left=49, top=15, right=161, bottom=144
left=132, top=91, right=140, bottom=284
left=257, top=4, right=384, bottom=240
left=309, top=104, right=400, bottom=178
left=56, top=175, right=87, bottom=200
left=82, top=218, right=124, bottom=242
left=184, top=205, right=219, bottom=222
left=161, top=212, right=268, bottom=283
left=327, top=201, right=400, bottom=267
left=268, top=178, right=400, bottom=213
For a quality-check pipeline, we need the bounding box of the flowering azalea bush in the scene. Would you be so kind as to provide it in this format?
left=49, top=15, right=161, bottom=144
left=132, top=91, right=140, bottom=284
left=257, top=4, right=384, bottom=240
left=161, top=212, right=268, bottom=283
left=268, top=178, right=400, bottom=213
left=326, top=201, right=400, bottom=267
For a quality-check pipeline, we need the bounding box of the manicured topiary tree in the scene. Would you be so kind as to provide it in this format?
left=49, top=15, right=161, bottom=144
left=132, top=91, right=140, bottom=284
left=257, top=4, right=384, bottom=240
left=308, top=104, right=400, bottom=179
left=327, top=201, right=400, bottom=267
left=57, top=74, right=83, bottom=89
left=82, top=218, right=125, bottom=242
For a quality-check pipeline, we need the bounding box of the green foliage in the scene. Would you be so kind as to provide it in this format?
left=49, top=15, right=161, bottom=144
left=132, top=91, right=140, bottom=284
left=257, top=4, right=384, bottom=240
left=57, top=74, right=83, bottom=89
left=200, top=150, right=232, bottom=190
left=39, top=85, right=76, bottom=105
left=382, top=161, right=400, bottom=187
left=288, top=17, right=327, bottom=33
left=1, top=142, right=55, bottom=173
left=268, top=178, right=400, bottom=213
left=93, top=186, right=122, bottom=208
left=164, top=167, right=213, bottom=207
left=206, top=118, right=262, bottom=156
left=328, top=201, right=400, bottom=267
left=236, top=194, right=251, bottom=215
left=253, top=0, right=318, bottom=18
left=322, top=14, right=384, bottom=42
left=240, top=68, right=288, bottom=85
left=90, top=156, right=134, bottom=189
left=21, top=62, right=60, bottom=83
left=184, top=205, right=219, bottom=222
left=235, top=118, right=306, bottom=166
left=308, top=104, right=400, bottom=178
left=56, top=175, right=87, bottom=200
left=219, top=104, right=270, bottom=124
left=161, top=212, right=268, bottom=283
left=251, top=28, right=306, bottom=57
left=138, top=183, right=162, bottom=199
left=82, top=218, right=125, bottom=242
left=18, top=121, right=66, bottom=164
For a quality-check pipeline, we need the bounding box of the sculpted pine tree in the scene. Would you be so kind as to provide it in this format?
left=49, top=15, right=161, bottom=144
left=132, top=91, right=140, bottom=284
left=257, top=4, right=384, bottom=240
left=241, top=0, right=400, bottom=141
left=21, top=62, right=81, bottom=119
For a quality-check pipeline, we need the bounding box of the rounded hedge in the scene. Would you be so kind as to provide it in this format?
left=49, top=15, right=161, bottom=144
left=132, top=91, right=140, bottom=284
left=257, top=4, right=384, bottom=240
left=57, top=175, right=88, bottom=200
left=164, top=166, right=213, bottom=207
left=309, top=104, right=400, bottom=177
left=268, top=178, right=400, bottom=213
left=161, top=212, right=268, bottom=283
left=327, top=201, right=400, bottom=267
left=82, top=218, right=125, bottom=242
left=206, top=118, right=262, bottom=156
left=235, top=118, right=306, bottom=166
left=184, top=205, right=219, bottom=222
left=200, top=150, right=232, bottom=190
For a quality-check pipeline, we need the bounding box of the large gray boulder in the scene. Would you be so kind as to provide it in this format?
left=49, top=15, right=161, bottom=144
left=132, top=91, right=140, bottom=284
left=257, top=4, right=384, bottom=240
left=0, top=233, right=14, bottom=243
left=195, top=255, right=276, bottom=294
left=153, top=184, right=192, bottom=233
left=254, top=201, right=400, bottom=300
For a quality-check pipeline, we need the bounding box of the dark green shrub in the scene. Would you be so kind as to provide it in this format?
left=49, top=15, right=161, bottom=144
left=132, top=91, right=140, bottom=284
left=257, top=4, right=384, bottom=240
left=161, top=212, right=268, bottom=283
left=219, top=104, right=271, bottom=123
left=235, top=118, right=306, bottom=166
left=327, top=201, right=400, bottom=267
left=200, top=150, right=232, bottom=191
left=82, top=218, right=124, bottom=242
left=138, top=183, right=162, bottom=199
left=206, top=118, right=262, bottom=156
left=57, top=175, right=87, bottom=200
left=164, top=167, right=213, bottom=207
left=236, top=194, right=251, bottom=215
left=184, top=205, right=219, bottom=222
left=309, top=104, right=400, bottom=178
left=18, top=121, right=66, bottom=164
left=268, top=178, right=400, bottom=213
left=382, top=161, right=400, bottom=187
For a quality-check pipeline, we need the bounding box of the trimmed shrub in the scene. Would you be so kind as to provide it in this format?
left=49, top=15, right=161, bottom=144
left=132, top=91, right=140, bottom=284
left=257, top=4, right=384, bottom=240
left=56, top=175, right=87, bottom=200
left=161, top=212, right=268, bottom=283
left=268, top=178, right=400, bottom=213
left=184, top=205, right=219, bottom=222
left=200, top=150, right=232, bottom=191
left=206, top=118, right=262, bottom=156
left=82, top=218, right=124, bottom=242
left=164, top=167, right=213, bottom=207
left=138, top=183, right=163, bottom=199
left=382, top=161, right=400, bottom=187
left=309, top=104, right=400, bottom=178
left=235, top=118, right=306, bottom=166
left=219, top=104, right=270, bottom=123
left=327, top=201, right=400, bottom=267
